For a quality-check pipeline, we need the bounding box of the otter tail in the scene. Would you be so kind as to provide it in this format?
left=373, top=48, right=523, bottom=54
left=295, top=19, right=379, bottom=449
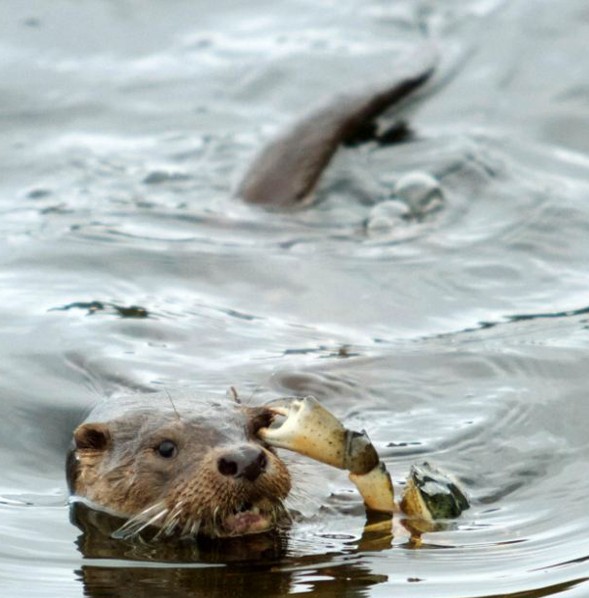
left=237, top=47, right=437, bottom=208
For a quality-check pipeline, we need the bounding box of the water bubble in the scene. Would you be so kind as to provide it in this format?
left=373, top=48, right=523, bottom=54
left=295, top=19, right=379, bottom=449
left=365, top=200, right=409, bottom=238
left=393, top=171, right=444, bottom=217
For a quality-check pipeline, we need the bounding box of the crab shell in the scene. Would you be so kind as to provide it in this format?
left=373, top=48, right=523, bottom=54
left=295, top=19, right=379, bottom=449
left=401, top=462, right=470, bottom=525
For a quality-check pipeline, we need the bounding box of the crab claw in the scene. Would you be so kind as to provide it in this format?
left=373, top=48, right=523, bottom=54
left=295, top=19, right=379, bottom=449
left=259, top=396, right=395, bottom=514
left=259, top=396, right=379, bottom=474
left=349, top=462, right=396, bottom=514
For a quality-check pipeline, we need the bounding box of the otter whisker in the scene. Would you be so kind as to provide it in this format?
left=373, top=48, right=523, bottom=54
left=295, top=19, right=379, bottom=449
left=281, top=498, right=291, bottom=519
left=159, top=516, right=179, bottom=538
left=277, top=499, right=292, bottom=529
left=159, top=509, right=183, bottom=538
left=116, top=501, right=165, bottom=526
left=164, top=387, right=181, bottom=420
left=228, top=386, right=240, bottom=404
left=159, top=500, right=195, bottom=538
left=154, top=514, right=179, bottom=540
left=181, top=518, right=192, bottom=537
left=190, top=519, right=201, bottom=537
left=169, top=502, right=185, bottom=519
left=212, top=506, right=223, bottom=537
left=113, top=503, right=169, bottom=540
left=169, top=505, right=186, bottom=525
left=180, top=517, right=202, bottom=538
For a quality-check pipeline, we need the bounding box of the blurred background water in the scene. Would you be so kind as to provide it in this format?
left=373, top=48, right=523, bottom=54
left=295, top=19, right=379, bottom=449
left=2, top=0, right=589, bottom=596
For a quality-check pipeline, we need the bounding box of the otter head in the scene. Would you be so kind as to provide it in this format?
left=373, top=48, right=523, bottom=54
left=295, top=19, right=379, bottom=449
left=67, top=396, right=291, bottom=540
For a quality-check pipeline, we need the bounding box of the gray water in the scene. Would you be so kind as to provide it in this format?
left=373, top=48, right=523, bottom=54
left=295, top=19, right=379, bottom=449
left=2, top=0, right=589, bottom=596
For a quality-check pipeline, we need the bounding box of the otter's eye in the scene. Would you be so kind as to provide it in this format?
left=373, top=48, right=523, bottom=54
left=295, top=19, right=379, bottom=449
left=156, top=440, right=177, bottom=459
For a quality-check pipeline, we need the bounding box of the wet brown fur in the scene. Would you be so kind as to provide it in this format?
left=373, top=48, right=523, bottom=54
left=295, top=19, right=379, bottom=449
left=68, top=396, right=291, bottom=538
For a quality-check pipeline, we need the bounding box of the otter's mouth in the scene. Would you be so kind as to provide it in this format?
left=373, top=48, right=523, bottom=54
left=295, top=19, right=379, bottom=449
left=107, top=497, right=288, bottom=541
left=217, top=501, right=286, bottom=537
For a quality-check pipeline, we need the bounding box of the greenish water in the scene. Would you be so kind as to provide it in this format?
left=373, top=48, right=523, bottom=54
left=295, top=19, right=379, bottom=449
left=2, top=0, right=589, bottom=596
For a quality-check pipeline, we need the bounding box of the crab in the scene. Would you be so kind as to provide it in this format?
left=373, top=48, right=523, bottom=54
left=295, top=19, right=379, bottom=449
left=258, top=396, right=469, bottom=533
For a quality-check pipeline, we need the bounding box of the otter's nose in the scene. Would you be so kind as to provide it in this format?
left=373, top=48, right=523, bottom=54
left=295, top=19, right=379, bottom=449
left=217, top=445, right=268, bottom=482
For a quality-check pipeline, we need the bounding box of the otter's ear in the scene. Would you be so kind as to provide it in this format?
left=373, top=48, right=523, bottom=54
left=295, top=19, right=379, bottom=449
left=74, top=423, right=111, bottom=451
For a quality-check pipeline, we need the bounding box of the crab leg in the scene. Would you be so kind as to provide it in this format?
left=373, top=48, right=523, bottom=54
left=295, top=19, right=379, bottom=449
left=259, top=396, right=396, bottom=514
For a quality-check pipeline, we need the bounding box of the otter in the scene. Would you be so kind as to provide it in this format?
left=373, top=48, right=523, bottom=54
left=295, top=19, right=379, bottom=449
left=67, top=392, right=291, bottom=539
left=68, top=54, right=439, bottom=539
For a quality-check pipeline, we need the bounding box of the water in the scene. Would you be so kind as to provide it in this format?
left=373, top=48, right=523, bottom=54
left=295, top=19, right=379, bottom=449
left=2, top=0, right=589, bottom=596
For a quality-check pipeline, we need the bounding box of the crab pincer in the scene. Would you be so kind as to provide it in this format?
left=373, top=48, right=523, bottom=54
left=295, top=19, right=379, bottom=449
left=258, top=396, right=396, bottom=514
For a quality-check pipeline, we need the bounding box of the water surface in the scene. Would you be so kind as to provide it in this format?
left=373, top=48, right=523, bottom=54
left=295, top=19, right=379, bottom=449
left=2, top=0, right=589, bottom=596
